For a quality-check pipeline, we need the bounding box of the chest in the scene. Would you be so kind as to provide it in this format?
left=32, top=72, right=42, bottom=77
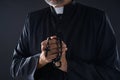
left=30, top=13, right=97, bottom=62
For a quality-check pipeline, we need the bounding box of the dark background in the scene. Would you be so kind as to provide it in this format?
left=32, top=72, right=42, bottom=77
left=0, top=0, right=120, bottom=80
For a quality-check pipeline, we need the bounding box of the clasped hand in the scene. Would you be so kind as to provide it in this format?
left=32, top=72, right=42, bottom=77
left=37, top=36, right=68, bottom=72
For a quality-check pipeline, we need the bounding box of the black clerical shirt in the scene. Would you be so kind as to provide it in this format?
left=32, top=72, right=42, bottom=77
left=10, top=1, right=120, bottom=80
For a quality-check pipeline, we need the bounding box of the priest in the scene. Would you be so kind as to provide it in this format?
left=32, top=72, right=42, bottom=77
left=10, top=0, right=120, bottom=80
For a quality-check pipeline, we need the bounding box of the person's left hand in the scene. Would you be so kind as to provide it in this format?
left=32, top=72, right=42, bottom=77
left=55, top=41, right=68, bottom=72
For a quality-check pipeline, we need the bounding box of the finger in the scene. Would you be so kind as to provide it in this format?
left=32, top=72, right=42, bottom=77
left=50, top=36, right=57, bottom=39
left=61, top=47, right=68, bottom=55
left=41, top=40, right=47, bottom=46
left=47, top=54, right=58, bottom=60
left=45, top=58, right=52, bottom=63
left=62, top=41, right=67, bottom=48
left=41, top=40, right=47, bottom=51
left=62, top=47, right=68, bottom=52
left=41, top=38, right=56, bottom=51
left=41, top=45, right=47, bottom=51
left=47, top=48, right=59, bottom=55
left=41, top=52, right=56, bottom=63
left=49, top=39, right=57, bottom=45
left=49, top=43, right=58, bottom=50
left=48, top=41, right=67, bottom=51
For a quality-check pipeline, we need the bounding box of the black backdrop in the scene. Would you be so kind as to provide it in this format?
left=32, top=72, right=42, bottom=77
left=0, top=0, right=120, bottom=80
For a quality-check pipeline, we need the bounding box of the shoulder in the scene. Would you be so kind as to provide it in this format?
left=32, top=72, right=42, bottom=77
left=27, top=7, right=50, bottom=20
left=75, top=2, right=107, bottom=25
left=74, top=2, right=105, bottom=17
left=24, top=7, right=50, bottom=31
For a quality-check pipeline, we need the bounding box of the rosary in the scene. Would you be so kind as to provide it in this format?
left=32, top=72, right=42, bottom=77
left=45, top=33, right=62, bottom=68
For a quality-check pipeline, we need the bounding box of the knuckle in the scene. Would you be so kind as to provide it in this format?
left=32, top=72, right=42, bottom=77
left=41, top=41, right=44, bottom=45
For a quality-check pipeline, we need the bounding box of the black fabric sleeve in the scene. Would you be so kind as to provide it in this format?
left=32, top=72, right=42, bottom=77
left=10, top=14, right=40, bottom=80
left=67, top=12, right=120, bottom=80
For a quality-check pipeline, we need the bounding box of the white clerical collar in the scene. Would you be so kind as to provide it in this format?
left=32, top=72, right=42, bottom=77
left=54, top=7, right=64, bottom=14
